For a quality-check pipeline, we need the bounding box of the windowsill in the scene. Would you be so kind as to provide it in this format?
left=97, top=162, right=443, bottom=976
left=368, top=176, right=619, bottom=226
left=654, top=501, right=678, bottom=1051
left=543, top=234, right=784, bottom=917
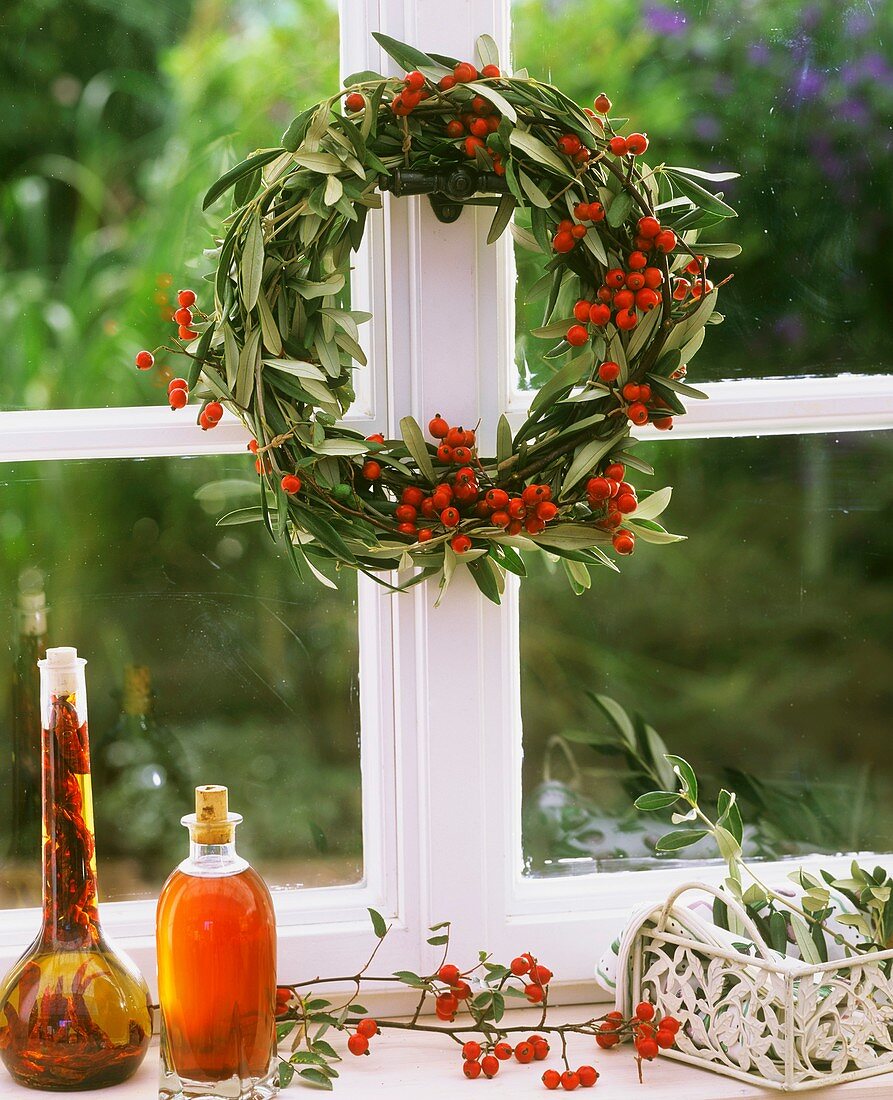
left=4, top=1008, right=892, bottom=1099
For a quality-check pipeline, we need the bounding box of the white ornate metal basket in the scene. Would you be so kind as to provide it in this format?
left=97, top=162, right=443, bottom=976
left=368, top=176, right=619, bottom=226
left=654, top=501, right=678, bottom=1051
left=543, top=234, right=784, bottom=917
left=617, top=882, right=893, bottom=1091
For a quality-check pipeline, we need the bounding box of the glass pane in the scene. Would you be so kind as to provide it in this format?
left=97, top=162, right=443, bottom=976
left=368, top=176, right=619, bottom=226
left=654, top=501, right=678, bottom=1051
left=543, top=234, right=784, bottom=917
left=1, top=1, right=340, bottom=410
left=0, top=456, right=362, bottom=905
left=510, top=2, right=892, bottom=384
left=520, top=431, right=893, bottom=877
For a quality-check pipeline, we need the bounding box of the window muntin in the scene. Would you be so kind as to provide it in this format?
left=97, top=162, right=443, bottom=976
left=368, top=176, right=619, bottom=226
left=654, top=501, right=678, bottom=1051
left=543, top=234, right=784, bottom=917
left=0, top=455, right=362, bottom=907
left=510, top=0, right=893, bottom=388
left=520, top=430, right=893, bottom=877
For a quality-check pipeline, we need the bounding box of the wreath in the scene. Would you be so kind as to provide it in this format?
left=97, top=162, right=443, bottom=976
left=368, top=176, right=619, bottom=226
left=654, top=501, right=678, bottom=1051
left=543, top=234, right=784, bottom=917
left=135, top=32, right=740, bottom=604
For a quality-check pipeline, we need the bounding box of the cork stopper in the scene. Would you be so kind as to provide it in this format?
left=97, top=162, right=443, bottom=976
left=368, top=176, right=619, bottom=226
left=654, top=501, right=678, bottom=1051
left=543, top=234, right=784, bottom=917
left=40, top=646, right=85, bottom=695
left=193, top=785, right=234, bottom=844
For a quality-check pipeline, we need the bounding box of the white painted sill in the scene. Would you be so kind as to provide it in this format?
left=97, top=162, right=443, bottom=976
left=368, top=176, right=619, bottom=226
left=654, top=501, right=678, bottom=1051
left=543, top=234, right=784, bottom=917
left=3, top=1006, right=890, bottom=1099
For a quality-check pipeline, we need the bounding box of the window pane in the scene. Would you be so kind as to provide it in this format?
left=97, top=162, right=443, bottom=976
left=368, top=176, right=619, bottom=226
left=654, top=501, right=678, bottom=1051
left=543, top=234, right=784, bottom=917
left=1, top=1, right=340, bottom=411
left=0, top=456, right=362, bottom=905
left=520, top=431, right=893, bottom=877
left=510, top=1, right=892, bottom=385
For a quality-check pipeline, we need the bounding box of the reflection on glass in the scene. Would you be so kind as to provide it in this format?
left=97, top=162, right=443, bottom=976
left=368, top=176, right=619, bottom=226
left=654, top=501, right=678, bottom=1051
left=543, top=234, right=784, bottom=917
left=511, top=1, right=893, bottom=383
left=1, top=1, right=340, bottom=410
left=0, top=456, right=362, bottom=905
left=520, top=431, right=893, bottom=876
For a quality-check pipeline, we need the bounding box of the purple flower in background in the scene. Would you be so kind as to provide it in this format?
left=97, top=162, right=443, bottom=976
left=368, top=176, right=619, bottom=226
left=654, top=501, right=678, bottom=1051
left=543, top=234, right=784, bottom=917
left=798, top=4, right=822, bottom=32
left=643, top=2, right=687, bottom=37
left=841, top=52, right=893, bottom=87
left=838, top=98, right=870, bottom=128
left=693, top=115, right=721, bottom=141
left=793, top=67, right=826, bottom=101
left=747, top=42, right=771, bottom=67
left=713, top=74, right=734, bottom=98
left=844, top=10, right=873, bottom=38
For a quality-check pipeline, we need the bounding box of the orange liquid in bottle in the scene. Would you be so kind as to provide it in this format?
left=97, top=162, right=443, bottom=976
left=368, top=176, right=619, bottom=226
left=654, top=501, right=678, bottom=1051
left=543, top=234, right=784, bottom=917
left=156, top=786, right=277, bottom=1098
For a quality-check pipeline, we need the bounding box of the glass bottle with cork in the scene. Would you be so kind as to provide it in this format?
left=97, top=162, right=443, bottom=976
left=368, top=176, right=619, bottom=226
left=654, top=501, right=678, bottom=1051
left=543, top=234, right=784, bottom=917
left=0, top=646, right=152, bottom=1090
left=157, top=784, right=278, bottom=1100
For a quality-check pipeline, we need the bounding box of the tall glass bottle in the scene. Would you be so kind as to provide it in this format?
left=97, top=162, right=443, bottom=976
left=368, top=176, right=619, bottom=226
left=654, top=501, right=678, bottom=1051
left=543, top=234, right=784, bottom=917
left=9, top=583, right=48, bottom=863
left=157, top=785, right=277, bottom=1100
left=0, top=647, right=152, bottom=1090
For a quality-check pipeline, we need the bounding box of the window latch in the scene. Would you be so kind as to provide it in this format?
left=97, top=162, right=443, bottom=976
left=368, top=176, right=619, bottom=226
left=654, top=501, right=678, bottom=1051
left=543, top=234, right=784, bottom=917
left=379, top=166, right=510, bottom=223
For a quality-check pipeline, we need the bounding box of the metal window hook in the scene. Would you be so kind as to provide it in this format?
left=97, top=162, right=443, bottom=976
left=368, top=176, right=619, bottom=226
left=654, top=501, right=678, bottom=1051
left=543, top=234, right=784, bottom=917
left=379, top=165, right=510, bottom=223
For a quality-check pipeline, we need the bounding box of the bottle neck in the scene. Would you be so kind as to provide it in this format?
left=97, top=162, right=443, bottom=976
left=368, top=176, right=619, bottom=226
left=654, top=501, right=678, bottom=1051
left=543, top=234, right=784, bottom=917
left=179, top=827, right=248, bottom=878
left=40, top=688, right=101, bottom=944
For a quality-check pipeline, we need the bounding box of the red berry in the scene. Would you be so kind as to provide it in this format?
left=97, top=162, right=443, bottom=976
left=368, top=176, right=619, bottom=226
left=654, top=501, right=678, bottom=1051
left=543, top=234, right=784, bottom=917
left=436, top=992, right=458, bottom=1017
left=453, top=62, right=478, bottom=83
left=481, top=1055, right=499, bottom=1078
left=635, top=1002, right=656, bottom=1021
left=440, top=507, right=460, bottom=528
left=536, top=501, right=558, bottom=521
left=451, top=534, right=472, bottom=554
left=673, top=277, right=691, bottom=301
left=636, top=1038, right=659, bottom=1061
left=596, top=1027, right=621, bottom=1049
left=552, top=231, right=575, bottom=253
left=570, top=224, right=587, bottom=239
left=609, top=136, right=628, bottom=156
left=437, top=444, right=454, bottom=463
left=598, top=361, right=620, bottom=383
left=345, top=92, right=364, bottom=112
left=588, top=303, right=611, bottom=327
left=453, top=981, right=471, bottom=1000
left=627, top=251, right=647, bottom=270
left=445, top=119, right=465, bottom=138
left=173, top=307, right=193, bottom=326
left=439, top=75, right=456, bottom=90
left=280, top=474, right=302, bottom=495
left=347, top=1033, right=369, bottom=1056
left=525, top=984, right=545, bottom=1004
left=178, top=325, right=197, bottom=340
left=643, top=266, right=664, bottom=289
left=402, top=486, right=425, bottom=508
left=566, top=324, right=589, bottom=348
left=463, top=1041, right=482, bottom=1060
left=397, top=521, right=417, bottom=535
left=660, top=1016, right=681, bottom=1033
left=686, top=254, right=708, bottom=275
left=464, top=135, right=485, bottom=157
left=588, top=201, right=605, bottom=222
left=613, top=289, right=635, bottom=311
left=463, top=1060, right=481, bottom=1079
left=438, top=964, right=460, bottom=986
left=443, top=426, right=463, bottom=448
left=362, top=459, right=382, bottom=480
left=533, top=1041, right=549, bottom=1060
left=485, top=488, right=509, bottom=510
left=625, top=272, right=645, bottom=291
left=367, top=433, right=385, bottom=443
left=604, top=462, right=625, bottom=481
left=510, top=956, right=531, bottom=976
left=573, top=202, right=591, bottom=222
left=605, top=268, right=625, bottom=289
left=356, top=1018, right=378, bottom=1038
left=176, top=288, right=196, bottom=308
left=613, top=530, right=636, bottom=555
left=481, top=63, right=500, bottom=77
left=543, top=1068, right=561, bottom=1090
left=525, top=516, right=546, bottom=534
left=656, top=1029, right=675, bottom=1048
left=169, top=388, right=188, bottom=410
left=469, top=117, right=489, bottom=138
left=636, top=288, right=661, bottom=311
left=622, top=382, right=641, bottom=402
left=594, top=93, right=612, bottom=113
left=637, top=384, right=651, bottom=401
left=626, top=132, right=649, bottom=155
left=654, top=229, right=677, bottom=253
left=577, top=1065, right=598, bottom=1087
left=204, top=401, right=223, bottom=423
left=418, top=528, right=434, bottom=542
left=627, top=402, right=649, bottom=425
left=637, top=216, right=661, bottom=239
left=586, top=477, right=611, bottom=500
left=561, top=1071, right=580, bottom=1090
left=572, top=299, right=591, bottom=323
left=167, top=377, right=188, bottom=393
left=395, top=504, right=418, bottom=523
left=514, top=1041, right=535, bottom=1064
left=462, top=428, right=476, bottom=447
left=557, top=133, right=582, bottom=156
left=451, top=445, right=471, bottom=463
left=615, top=308, right=638, bottom=330
left=494, top=1042, right=512, bottom=1061
left=490, top=510, right=510, bottom=528
left=616, top=493, right=637, bottom=514
left=135, top=350, right=155, bottom=370
left=654, top=416, right=674, bottom=430
left=535, top=965, right=553, bottom=985
left=404, top=70, right=425, bottom=91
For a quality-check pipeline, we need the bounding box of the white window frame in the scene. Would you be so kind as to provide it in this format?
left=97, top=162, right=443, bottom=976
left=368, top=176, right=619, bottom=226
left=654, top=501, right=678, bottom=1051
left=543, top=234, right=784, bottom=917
left=3, top=0, right=893, bottom=1003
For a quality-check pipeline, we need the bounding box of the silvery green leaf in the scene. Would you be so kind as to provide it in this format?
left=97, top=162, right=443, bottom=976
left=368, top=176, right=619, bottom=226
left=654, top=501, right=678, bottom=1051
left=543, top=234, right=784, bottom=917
left=241, top=212, right=264, bottom=312
left=627, top=519, right=686, bottom=544
left=256, top=288, right=282, bottom=354
left=510, top=223, right=545, bottom=253
left=264, top=358, right=326, bottom=380
left=324, top=175, right=343, bottom=205
left=399, top=415, right=436, bottom=484
left=293, top=151, right=343, bottom=174
left=509, top=129, right=573, bottom=177
left=606, top=191, right=633, bottom=228
left=631, top=486, right=672, bottom=521
left=487, top=194, right=516, bottom=244
left=236, top=328, right=261, bottom=406
left=518, top=169, right=551, bottom=208
left=294, top=274, right=346, bottom=299
left=334, top=330, right=368, bottom=366
left=312, top=439, right=370, bottom=456
left=560, top=431, right=628, bottom=495
left=474, top=33, right=499, bottom=69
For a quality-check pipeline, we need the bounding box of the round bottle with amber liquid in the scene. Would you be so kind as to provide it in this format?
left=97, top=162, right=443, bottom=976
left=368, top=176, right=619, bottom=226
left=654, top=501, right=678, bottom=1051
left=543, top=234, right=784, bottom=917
left=156, top=785, right=278, bottom=1100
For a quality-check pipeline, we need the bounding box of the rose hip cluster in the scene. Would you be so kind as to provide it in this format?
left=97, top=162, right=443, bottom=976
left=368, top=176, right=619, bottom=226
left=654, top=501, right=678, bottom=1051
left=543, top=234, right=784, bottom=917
left=582, top=460, right=637, bottom=557
left=673, top=254, right=714, bottom=303
left=135, top=289, right=224, bottom=429
left=596, top=1001, right=680, bottom=1064
left=346, top=1017, right=380, bottom=1057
